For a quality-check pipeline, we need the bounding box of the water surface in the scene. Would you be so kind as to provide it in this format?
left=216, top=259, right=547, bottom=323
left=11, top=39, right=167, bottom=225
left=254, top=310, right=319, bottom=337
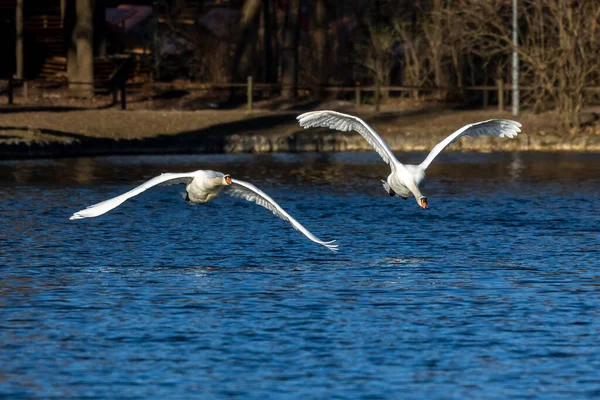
left=1, top=152, right=599, bottom=399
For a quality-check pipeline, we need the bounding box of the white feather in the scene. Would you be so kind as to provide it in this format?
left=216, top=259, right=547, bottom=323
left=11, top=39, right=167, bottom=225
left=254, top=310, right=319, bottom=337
left=297, top=111, right=522, bottom=209
left=297, top=110, right=401, bottom=170
left=419, top=119, right=522, bottom=169
left=70, top=170, right=338, bottom=252
left=226, top=179, right=338, bottom=252
left=69, top=172, right=196, bottom=220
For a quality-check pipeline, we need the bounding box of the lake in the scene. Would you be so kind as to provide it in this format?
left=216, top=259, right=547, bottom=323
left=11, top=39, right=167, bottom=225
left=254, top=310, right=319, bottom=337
left=1, top=152, right=599, bottom=399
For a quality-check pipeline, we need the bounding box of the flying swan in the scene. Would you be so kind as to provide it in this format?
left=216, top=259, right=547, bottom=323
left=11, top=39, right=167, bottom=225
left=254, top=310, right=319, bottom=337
left=70, top=170, right=338, bottom=251
left=297, top=111, right=521, bottom=209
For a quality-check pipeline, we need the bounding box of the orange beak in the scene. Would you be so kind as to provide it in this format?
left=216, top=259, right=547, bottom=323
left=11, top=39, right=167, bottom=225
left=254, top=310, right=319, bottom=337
left=420, top=197, right=428, bottom=209
left=225, top=176, right=232, bottom=185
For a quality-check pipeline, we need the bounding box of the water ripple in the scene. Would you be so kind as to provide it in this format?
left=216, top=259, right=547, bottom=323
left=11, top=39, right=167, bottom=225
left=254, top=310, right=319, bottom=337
left=1, top=153, right=599, bottom=399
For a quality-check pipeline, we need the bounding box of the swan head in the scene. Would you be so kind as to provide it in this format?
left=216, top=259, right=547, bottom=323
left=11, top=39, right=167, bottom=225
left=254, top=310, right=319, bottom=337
left=222, top=175, right=232, bottom=186
left=418, top=196, right=428, bottom=209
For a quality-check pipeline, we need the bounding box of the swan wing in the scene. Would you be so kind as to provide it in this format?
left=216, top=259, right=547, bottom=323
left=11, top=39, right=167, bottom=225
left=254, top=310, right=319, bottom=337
left=297, top=110, right=401, bottom=169
left=419, top=119, right=522, bottom=170
left=226, top=179, right=338, bottom=252
left=70, top=172, right=196, bottom=220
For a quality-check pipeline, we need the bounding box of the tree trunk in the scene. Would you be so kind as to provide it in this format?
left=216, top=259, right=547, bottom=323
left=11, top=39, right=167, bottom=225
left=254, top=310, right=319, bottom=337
left=262, top=0, right=276, bottom=83
left=432, top=0, right=444, bottom=91
left=270, top=0, right=279, bottom=84
left=63, top=0, right=78, bottom=89
left=281, top=0, right=300, bottom=99
left=75, top=0, right=94, bottom=98
left=15, top=0, right=23, bottom=79
left=313, top=0, right=328, bottom=98
left=230, top=0, right=262, bottom=83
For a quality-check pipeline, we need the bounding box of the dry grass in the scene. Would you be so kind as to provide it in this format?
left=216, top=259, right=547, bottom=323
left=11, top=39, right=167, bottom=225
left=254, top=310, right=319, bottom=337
left=0, top=105, right=564, bottom=140
left=2, top=98, right=596, bottom=156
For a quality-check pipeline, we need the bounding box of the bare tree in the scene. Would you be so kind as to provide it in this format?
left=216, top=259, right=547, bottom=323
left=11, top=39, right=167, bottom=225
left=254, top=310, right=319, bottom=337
left=231, top=0, right=262, bottom=83
left=63, top=0, right=78, bottom=88
left=393, top=19, right=429, bottom=98
left=456, top=0, right=600, bottom=128
left=15, top=0, right=23, bottom=79
left=158, top=2, right=235, bottom=83
left=423, top=0, right=445, bottom=91
left=360, top=23, right=396, bottom=98
left=63, top=0, right=95, bottom=97
left=281, top=0, right=300, bottom=99
left=262, top=0, right=277, bottom=83
left=75, top=0, right=94, bottom=98
left=313, top=0, right=329, bottom=97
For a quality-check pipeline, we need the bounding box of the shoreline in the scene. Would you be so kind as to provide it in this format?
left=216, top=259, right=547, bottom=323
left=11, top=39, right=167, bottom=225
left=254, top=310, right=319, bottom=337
left=1, top=107, right=599, bottom=159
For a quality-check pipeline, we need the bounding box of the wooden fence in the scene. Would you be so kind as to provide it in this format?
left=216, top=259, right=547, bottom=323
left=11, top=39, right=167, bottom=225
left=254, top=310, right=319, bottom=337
left=3, top=77, right=131, bottom=109
left=3, top=76, right=600, bottom=111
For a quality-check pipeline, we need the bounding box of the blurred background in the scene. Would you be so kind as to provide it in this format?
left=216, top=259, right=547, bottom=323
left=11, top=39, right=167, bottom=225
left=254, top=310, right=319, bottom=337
left=1, top=0, right=599, bottom=130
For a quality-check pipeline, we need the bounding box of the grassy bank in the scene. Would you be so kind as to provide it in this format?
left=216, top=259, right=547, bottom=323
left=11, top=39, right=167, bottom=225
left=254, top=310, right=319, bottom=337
left=1, top=105, right=599, bottom=159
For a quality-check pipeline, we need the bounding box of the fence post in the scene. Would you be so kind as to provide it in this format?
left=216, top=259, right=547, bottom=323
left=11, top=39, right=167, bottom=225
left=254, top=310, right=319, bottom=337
left=375, top=79, right=380, bottom=112
left=8, top=76, right=14, bottom=105
left=22, top=81, right=28, bottom=103
left=483, top=88, right=489, bottom=109
left=120, top=81, right=126, bottom=110
left=247, top=76, right=253, bottom=110
left=355, top=82, right=360, bottom=106
left=497, top=79, right=504, bottom=112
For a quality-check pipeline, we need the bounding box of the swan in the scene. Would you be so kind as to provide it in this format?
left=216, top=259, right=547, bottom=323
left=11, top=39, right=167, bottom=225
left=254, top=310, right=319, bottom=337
left=297, top=110, right=521, bottom=209
left=69, top=170, right=338, bottom=251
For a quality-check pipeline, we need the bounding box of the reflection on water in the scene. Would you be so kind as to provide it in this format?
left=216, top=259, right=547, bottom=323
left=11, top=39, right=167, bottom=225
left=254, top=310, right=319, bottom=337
left=2, top=151, right=600, bottom=187
left=1, top=152, right=599, bottom=399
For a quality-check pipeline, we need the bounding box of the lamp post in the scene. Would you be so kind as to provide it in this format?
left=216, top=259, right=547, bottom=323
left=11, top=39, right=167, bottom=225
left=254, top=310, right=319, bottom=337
left=512, top=0, right=519, bottom=116
left=15, top=0, right=23, bottom=79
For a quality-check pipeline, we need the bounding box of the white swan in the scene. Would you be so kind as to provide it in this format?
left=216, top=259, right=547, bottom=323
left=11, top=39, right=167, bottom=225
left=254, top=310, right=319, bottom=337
left=70, top=170, right=338, bottom=251
left=297, top=110, right=521, bottom=209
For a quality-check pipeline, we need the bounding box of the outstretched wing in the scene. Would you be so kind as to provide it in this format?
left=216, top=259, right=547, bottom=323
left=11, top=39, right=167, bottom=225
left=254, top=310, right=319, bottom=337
left=297, top=110, right=401, bottom=169
left=419, top=119, right=522, bottom=170
left=226, top=179, right=338, bottom=252
left=70, top=172, right=195, bottom=220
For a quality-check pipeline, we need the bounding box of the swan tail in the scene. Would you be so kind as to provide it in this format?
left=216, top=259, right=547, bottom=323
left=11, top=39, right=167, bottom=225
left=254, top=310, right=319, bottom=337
left=381, top=180, right=395, bottom=197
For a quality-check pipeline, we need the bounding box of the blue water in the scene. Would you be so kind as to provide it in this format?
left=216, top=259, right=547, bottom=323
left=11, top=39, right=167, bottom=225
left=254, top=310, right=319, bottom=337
left=1, top=152, right=599, bottom=399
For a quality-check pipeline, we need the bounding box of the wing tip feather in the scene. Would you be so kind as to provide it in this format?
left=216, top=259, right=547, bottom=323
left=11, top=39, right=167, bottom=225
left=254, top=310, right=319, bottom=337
left=321, top=239, right=339, bottom=252
left=69, top=212, right=86, bottom=220
left=325, top=243, right=339, bottom=252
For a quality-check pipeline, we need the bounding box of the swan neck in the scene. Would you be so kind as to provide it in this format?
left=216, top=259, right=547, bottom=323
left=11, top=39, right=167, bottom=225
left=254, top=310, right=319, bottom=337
left=211, top=177, right=223, bottom=187
left=408, top=183, right=423, bottom=202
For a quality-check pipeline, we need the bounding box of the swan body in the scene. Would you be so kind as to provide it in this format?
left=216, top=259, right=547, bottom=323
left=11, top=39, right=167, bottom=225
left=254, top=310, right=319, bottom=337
left=70, top=169, right=338, bottom=251
left=297, top=110, right=521, bottom=208
left=384, top=164, right=426, bottom=200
